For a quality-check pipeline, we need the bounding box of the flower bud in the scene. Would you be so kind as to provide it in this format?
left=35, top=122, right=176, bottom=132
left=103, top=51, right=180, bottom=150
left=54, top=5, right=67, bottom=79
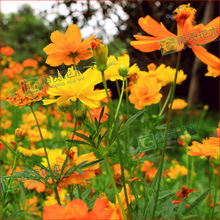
left=91, top=39, right=108, bottom=71
left=57, top=100, right=70, bottom=112
left=118, top=64, right=129, bottom=77
left=75, top=110, right=86, bottom=122
left=15, top=128, right=26, bottom=142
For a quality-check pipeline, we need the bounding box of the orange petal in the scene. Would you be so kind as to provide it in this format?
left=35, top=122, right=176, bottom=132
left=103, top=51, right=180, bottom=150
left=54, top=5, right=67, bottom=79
left=130, top=40, right=160, bottom=52
left=191, top=46, right=220, bottom=68
left=65, top=24, right=82, bottom=51
left=139, top=16, right=175, bottom=38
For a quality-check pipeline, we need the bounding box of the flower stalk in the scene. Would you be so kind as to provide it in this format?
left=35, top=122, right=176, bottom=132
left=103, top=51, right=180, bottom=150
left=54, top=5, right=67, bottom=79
left=101, top=71, right=132, bottom=219
left=152, top=51, right=181, bottom=219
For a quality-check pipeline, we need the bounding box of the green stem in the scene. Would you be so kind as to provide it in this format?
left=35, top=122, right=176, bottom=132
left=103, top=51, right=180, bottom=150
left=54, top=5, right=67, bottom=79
left=115, top=79, right=121, bottom=98
left=87, top=107, right=97, bottom=131
left=77, top=184, right=81, bottom=199
left=11, top=142, right=19, bottom=173
left=54, top=186, right=61, bottom=205
left=30, top=105, right=52, bottom=173
left=125, top=77, right=130, bottom=157
left=115, top=78, right=125, bottom=119
left=190, top=157, right=194, bottom=188
left=101, top=72, right=132, bottom=219
left=59, top=100, right=79, bottom=179
left=152, top=51, right=181, bottom=219
left=186, top=145, right=189, bottom=187
left=30, top=105, right=61, bottom=204
left=103, top=155, right=127, bottom=219
left=158, top=85, right=172, bottom=117
left=64, top=112, right=69, bottom=149
left=211, top=165, right=219, bottom=219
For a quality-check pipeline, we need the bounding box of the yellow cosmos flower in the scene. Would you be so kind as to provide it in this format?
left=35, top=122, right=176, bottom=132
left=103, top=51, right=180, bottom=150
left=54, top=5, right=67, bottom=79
left=43, top=67, right=106, bottom=108
left=169, top=98, right=188, bottom=110
left=22, top=111, right=47, bottom=126
left=156, top=66, right=186, bottom=86
left=18, top=146, right=46, bottom=157
left=167, top=161, right=188, bottom=179
left=104, top=54, right=139, bottom=81
left=137, top=63, right=186, bottom=86
left=27, top=127, right=54, bottom=142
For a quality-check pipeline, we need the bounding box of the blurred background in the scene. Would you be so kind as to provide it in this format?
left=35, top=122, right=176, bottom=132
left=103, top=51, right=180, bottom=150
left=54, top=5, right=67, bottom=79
left=1, top=0, right=219, bottom=110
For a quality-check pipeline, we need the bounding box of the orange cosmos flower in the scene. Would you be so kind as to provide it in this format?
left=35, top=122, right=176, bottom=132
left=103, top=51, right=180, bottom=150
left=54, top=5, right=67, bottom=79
left=129, top=75, right=162, bottom=110
left=6, top=81, right=43, bottom=108
left=43, top=24, right=96, bottom=67
left=43, top=198, right=113, bottom=220
left=22, top=166, right=53, bottom=193
left=22, top=58, right=38, bottom=67
left=169, top=98, right=188, bottom=110
left=188, top=139, right=218, bottom=159
left=57, top=147, right=100, bottom=188
left=1, top=46, right=14, bottom=56
left=130, top=4, right=220, bottom=77
left=173, top=186, right=193, bottom=204
left=22, top=196, right=40, bottom=215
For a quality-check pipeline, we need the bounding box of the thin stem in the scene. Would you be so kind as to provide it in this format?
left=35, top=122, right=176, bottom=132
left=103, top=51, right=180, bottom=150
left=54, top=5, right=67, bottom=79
left=103, top=155, right=127, bottom=219
left=115, top=79, right=121, bottom=98
left=54, top=186, right=61, bottom=205
left=115, top=78, right=125, bottom=119
left=11, top=142, right=19, bottom=173
left=158, top=85, right=172, bottom=117
left=64, top=112, right=69, bottom=149
left=211, top=165, right=219, bottom=219
left=59, top=99, right=79, bottom=178
left=77, top=184, right=81, bottom=199
left=30, top=105, right=61, bottom=204
left=152, top=51, right=181, bottom=219
left=190, top=157, right=194, bottom=188
left=87, top=107, right=97, bottom=131
left=186, top=145, right=189, bottom=186
left=30, top=105, right=52, bottom=173
left=101, top=72, right=132, bottom=219
left=125, top=77, right=130, bottom=157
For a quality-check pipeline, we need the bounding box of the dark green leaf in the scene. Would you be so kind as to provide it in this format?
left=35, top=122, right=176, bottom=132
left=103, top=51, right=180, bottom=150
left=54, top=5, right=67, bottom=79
left=67, top=139, right=92, bottom=146
left=82, top=188, right=92, bottom=201
left=99, top=106, right=105, bottom=123
left=175, top=197, right=188, bottom=219
left=7, top=210, right=23, bottom=219
left=183, top=188, right=212, bottom=215
left=119, top=108, right=148, bottom=134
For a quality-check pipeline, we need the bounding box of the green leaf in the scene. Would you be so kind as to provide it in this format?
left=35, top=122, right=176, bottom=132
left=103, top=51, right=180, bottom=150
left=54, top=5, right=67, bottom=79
left=76, top=159, right=104, bottom=170
left=99, top=106, right=105, bottom=123
left=7, top=210, right=23, bottom=219
left=183, top=188, right=212, bottom=215
left=70, top=131, right=92, bottom=143
left=67, top=139, right=92, bottom=146
left=162, top=198, right=174, bottom=219
left=158, top=191, right=174, bottom=200
left=144, top=194, right=155, bottom=218
left=119, top=108, right=148, bottom=134
left=87, top=198, right=96, bottom=210
left=175, top=197, right=188, bottom=219
left=82, top=188, right=92, bottom=201
left=130, top=183, right=139, bottom=207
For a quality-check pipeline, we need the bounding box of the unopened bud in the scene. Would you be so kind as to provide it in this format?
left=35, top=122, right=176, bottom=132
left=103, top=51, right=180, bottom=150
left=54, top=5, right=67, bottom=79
left=57, top=100, right=70, bottom=112
left=118, top=64, right=129, bottom=77
left=75, top=110, right=86, bottom=122
left=91, top=40, right=108, bottom=71
left=15, top=128, right=26, bottom=142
